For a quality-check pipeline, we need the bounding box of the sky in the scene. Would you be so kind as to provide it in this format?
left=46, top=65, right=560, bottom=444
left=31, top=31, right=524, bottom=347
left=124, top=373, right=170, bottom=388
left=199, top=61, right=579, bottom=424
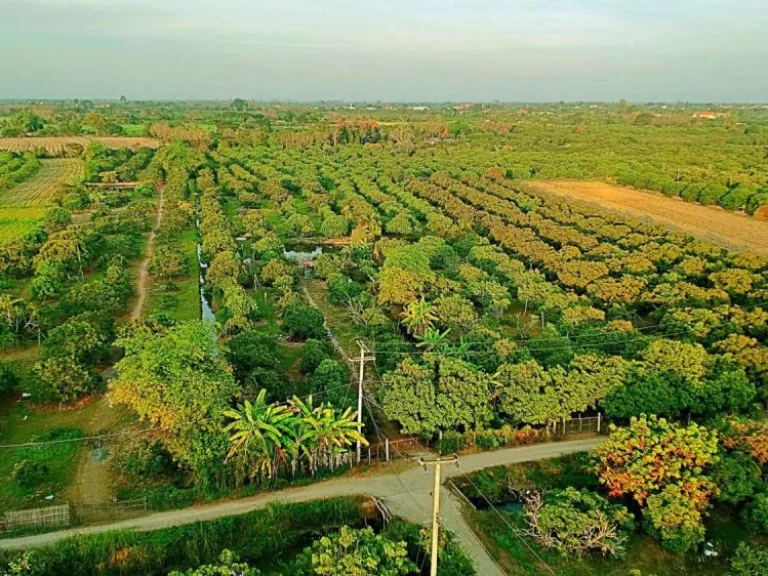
left=0, top=0, right=766, bottom=102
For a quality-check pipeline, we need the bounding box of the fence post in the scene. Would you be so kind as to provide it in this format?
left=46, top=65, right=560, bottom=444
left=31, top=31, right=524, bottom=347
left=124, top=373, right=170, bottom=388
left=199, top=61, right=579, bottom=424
left=579, top=417, right=583, bottom=432
left=385, top=439, right=390, bottom=462
left=368, top=447, right=371, bottom=463
left=597, top=413, right=602, bottom=433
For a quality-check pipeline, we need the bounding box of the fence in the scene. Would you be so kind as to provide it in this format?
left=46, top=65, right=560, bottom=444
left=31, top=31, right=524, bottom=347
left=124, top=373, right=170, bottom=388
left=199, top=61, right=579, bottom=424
left=560, top=415, right=602, bottom=435
left=74, top=498, right=147, bottom=524
left=1, top=499, right=149, bottom=534
left=366, top=437, right=424, bottom=463
left=3, top=504, right=70, bottom=532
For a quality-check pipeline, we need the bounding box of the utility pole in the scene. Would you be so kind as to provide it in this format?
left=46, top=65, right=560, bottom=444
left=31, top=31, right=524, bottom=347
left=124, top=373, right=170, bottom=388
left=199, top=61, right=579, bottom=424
left=419, top=454, right=459, bottom=576
left=353, top=340, right=375, bottom=463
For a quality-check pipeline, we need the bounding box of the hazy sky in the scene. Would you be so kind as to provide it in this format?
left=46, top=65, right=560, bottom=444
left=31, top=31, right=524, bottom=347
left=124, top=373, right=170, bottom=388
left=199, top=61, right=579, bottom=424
left=1, top=0, right=766, bottom=101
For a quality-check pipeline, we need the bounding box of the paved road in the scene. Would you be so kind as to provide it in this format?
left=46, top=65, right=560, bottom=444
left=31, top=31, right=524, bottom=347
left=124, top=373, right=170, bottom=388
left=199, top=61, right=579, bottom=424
left=0, top=437, right=603, bottom=575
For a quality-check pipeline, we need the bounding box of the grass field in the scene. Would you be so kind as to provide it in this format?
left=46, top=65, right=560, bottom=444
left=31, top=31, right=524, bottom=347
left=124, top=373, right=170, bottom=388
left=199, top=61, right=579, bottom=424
left=0, top=136, right=158, bottom=155
left=526, top=180, right=768, bottom=255
left=145, top=227, right=201, bottom=321
left=0, top=158, right=83, bottom=243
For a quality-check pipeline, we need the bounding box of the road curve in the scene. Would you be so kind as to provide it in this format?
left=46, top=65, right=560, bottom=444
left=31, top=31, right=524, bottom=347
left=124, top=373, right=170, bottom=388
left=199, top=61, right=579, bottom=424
left=0, top=437, right=604, bottom=575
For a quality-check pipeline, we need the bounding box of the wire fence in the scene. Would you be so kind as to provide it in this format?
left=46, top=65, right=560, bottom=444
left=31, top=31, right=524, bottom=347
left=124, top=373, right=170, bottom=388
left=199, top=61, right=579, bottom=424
left=0, top=499, right=148, bottom=535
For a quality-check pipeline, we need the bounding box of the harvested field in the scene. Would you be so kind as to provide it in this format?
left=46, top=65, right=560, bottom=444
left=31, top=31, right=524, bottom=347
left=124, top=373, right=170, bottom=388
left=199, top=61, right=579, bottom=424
left=526, top=180, right=768, bottom=255
left=0, top=136, right=158, bottom=155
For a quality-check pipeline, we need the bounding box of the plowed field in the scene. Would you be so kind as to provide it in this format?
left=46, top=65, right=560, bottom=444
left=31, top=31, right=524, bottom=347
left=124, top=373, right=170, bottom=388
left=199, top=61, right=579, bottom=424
left=526, top=180, right=768, bottom=255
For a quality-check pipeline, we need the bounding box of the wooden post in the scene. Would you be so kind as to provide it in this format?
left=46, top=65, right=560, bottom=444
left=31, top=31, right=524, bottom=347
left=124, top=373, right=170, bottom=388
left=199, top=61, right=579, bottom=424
left=597, top=413, right=602, bottom=433
left=385, top=439, right=390, bottom=462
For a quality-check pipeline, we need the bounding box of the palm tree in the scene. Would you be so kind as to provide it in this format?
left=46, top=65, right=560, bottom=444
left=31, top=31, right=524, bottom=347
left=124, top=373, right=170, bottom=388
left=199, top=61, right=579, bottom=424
left=289, top=396, right=368, bottom=474
left=400, top=298, right=437, bottom=337
left=416, top=327, right=451, bottom=353
left=223, top=389, right=293, bottom=479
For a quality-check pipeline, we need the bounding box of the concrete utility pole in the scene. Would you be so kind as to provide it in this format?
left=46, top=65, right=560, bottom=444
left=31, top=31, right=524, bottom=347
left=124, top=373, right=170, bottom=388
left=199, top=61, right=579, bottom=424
left=419, top=454, right=460, bottom=576
left=353, top=340, right=375, bottom=463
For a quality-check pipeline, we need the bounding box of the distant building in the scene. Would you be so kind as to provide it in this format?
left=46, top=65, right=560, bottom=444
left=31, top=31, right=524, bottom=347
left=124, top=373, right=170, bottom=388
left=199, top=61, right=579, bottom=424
left=692, top=110, right=721, bottom=119
left=411, top=106, right=430, bottom=111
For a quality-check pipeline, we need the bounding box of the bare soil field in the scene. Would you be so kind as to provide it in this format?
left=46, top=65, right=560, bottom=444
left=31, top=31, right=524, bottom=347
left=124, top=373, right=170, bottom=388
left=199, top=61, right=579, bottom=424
left=526, top=180, right=768, bottom=255
left=0, top=136, right=158, bottom=155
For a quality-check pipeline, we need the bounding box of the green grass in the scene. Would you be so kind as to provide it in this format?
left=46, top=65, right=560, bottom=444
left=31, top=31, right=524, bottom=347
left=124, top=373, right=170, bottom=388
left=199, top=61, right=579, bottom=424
left=0, top=346, right=40, bottom=396
left=120, top=124, right=148, bottom=137
left=0, top=412, right=85, bottom=510
left=146, top=227, right=201, bottom=321
left=302, top=279, right=359, bottom=358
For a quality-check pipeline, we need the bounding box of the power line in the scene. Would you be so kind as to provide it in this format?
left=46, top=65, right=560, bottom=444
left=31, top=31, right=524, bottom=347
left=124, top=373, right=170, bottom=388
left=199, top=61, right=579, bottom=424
left=362, top=395, right=429, bottom=515
left=367, top=308, right=765, bottom=358
left=369, top=299, right=768, bottom=354
left=461, top=473, right=557, bottom=576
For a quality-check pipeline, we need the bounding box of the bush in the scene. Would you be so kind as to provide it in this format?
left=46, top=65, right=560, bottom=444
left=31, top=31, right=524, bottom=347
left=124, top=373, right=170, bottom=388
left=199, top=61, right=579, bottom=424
left=283, top=304, right=326, bottom=340
left=0, top=362, right=18, bottom=395
left=227, top=329, right=280, bottom=383
left=742, top=491, right=768, bottom=534
left=310, top=359, right=348, bottom=392
left=475, top=430, right=501, bottom=451
left=327, top=275, right=364, bottom=305
left=437, top=430, right=465, bottom=454
left=11, top=460, right=49, bottom=489
left=299, top=339, right=330, bottom=374
left=711, top=451, right=762, bottom=505
left=525, top=488, right=634, bottom=557
left=313, top=253, right=344, bottom=279
left=109, top=437, right=173, bottom=482
left=729, top=542, right=768, bottom=576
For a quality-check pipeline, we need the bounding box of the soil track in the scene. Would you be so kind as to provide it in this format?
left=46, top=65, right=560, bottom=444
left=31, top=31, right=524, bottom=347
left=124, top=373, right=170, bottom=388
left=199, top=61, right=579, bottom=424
left=526, top=180, right=768, bottom=255
left=131, top=188, right=164, bottom=320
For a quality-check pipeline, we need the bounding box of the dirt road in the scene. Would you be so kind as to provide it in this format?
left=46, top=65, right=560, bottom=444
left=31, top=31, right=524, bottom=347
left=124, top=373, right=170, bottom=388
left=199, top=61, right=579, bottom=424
left=130, top=188, right=164, bottom=321
left=0, top=437, right=602, bottom=575
left=527, top=180, right=768, bottom=255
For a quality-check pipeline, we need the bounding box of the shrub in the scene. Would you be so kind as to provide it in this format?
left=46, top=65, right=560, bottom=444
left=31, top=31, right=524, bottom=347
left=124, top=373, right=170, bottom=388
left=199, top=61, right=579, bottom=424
left=524, top=488, right=634, bottom=557
left=729, top=542, right=768, bottom=576
left=310, top=359, right=348, bottom=392
left=327, top=275, right=363, bottom=305
left=0, top=362, right=17, bottom=395
left=437, top=430, right=465, bottom=454
left=299, top=339, right=330, bottom=374
left=313, top=253, right=344, bottom=279
left=11, top=460, right=49, bottom=489
left=742, top=492, right=768, bottom=534
left=283, top=304, right=326, bottom=340
left=227, top=329, right=279, bottom=383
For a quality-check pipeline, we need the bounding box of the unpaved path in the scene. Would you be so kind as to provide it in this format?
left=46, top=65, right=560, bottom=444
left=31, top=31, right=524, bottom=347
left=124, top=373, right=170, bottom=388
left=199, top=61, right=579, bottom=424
left=301, top=284, right=353, bottom=364
left=0, top=437, right=603, bottom=575
left=65, top=396, right=118, bottom=506
left=130, top=188, right=164, bottom=321
left=526, top=180, right=768, bottom=255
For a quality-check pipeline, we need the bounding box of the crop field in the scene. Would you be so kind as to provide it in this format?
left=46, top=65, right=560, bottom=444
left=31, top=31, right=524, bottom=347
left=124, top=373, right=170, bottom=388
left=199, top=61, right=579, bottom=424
left=0, top=158, right=83, bottom=242
left=0, top=136, right=159, bottom=155
left=527, top=180, right=768, bottom=255
left=1, top=103, right=768, bottom=575
left=0, top=158, right=82, bottom=207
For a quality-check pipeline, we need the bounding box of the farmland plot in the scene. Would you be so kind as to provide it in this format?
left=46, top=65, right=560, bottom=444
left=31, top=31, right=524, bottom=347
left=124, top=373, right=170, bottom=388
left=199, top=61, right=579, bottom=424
left=526, top=180, right=768, bottom=255
left=0, top=136, right=158, bottom=155
left=0, top=158, right=83, bottom=242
